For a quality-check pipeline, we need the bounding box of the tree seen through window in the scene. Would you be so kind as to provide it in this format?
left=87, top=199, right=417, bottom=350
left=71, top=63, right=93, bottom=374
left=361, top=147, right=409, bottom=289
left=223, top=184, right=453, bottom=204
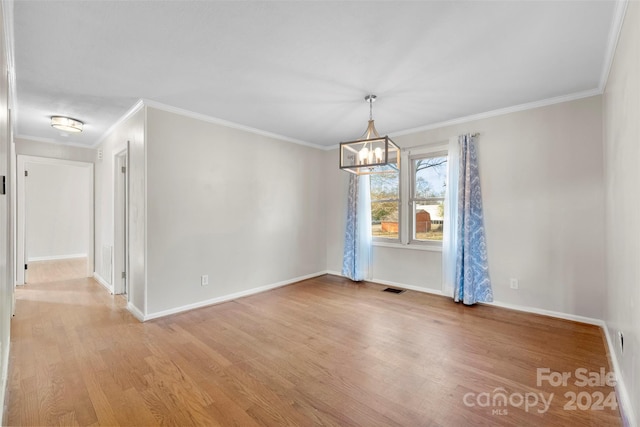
left=412, top=155, right=447, bottom=241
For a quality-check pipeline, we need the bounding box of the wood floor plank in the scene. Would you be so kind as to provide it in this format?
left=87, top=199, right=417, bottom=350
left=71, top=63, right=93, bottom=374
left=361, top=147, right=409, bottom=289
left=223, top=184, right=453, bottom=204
left=4, top=266, right=624, bottom=426
left=21, top=389, right=41, bottom=427
left=78, top=368, right=119, bottom=426
left=26, top=257, right=89, bottom=284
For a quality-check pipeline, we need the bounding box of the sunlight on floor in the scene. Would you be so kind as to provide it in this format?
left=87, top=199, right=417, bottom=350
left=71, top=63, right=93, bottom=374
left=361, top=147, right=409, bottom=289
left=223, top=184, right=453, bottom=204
left=26, top=257, right=89, bottom=284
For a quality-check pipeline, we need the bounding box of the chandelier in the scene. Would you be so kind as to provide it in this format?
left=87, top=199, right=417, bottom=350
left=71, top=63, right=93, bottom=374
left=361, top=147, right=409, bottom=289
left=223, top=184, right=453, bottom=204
left=339, top=95, right=400, bottom=175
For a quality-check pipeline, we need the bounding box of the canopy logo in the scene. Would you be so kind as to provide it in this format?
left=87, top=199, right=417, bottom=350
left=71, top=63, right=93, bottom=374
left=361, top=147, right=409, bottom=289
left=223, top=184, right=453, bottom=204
left=463, top=367, right=618, bottom=416
left=462, top=388, right=553, bottom=415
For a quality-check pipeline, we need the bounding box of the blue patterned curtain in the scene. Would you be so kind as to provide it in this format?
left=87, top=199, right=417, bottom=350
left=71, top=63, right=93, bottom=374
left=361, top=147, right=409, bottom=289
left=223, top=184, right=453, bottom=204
left=454, top=134, right=493, bottom=304
left=342, top=174, right=372, bottom=281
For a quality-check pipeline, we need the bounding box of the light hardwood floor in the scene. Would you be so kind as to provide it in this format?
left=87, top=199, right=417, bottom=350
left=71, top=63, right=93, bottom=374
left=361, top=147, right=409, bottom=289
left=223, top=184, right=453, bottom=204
left=25, top=257, right=89, bottom=284
left=5, top=273, right=623, bottom=426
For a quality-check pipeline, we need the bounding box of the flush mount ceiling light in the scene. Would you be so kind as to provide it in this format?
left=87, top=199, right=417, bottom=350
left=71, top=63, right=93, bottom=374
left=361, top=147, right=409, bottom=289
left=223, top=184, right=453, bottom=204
left=339, top=95, right=400, bottom=175
left=51, top=116, right=84, bottom=133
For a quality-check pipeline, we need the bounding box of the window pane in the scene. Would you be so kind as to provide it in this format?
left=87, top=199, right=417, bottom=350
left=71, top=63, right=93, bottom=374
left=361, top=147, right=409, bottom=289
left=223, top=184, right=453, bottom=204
left=372, top=201, right=399, bottom=239
left=370, top=170, right=399, bottom=201
left=414, top=201, right=444, bottom=241
left=413, top=156, right=447, bottom=242
left=414, top=156, right=447, bottom=199
left=370, top=170, right=399, bottom=240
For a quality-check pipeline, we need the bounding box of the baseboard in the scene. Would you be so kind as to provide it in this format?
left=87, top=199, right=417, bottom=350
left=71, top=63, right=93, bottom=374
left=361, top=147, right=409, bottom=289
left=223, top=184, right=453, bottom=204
left=368, top=277, right=445, bottom=297
left=327, top=270, right=447, bottom=296
left=328, top=271, right=603, bottom=324
left=326, top=270, right=634, bottom=425
left=92, top=272, right=113, bottom=294
left=28, top=253, right=87, bottom=262
left=326, top=270, right=443, bottom=294
left=481, top=300, right=603, bottom=326
left=0, top=340, right=10, bottom=427
left=481, top=296, right=639, bottom=422
left=142, top=271, right=328, bottom=321
left=602, top=325, right=636, bottom=427
left=467, top=305, right=638, bottom=425
left=127, top=302, right=145, bottom=322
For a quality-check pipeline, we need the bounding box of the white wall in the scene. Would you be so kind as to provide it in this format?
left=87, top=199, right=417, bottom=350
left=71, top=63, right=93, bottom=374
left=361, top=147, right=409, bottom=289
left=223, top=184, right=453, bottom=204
left=326, top=95, right=605, bottom=320
left=15, top=137, right=96, bottom=163
left=94, top=106, right=145, bottom=315
left=0, top=1, right=11, bottom=421
left=603, top=1, right=639, bottom=425
left=145, top=107, right=326, bottom=316
left=24, top=161, right=91, bottom=260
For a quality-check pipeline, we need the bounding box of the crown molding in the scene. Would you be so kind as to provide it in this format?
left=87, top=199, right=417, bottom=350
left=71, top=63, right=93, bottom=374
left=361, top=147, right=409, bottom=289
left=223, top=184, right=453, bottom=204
left=91, top=99, right=144, bottom=148
left=17, top=101, right=145, bottom=150
left=321, top=88, right=603, bottom=152
left=95, top=86, right=604, bottom=154
left=599, top=0, right=629, bottom=92
left=389, top=88, right=602, bottom=139
left=140, top=99, right=326, bottom=151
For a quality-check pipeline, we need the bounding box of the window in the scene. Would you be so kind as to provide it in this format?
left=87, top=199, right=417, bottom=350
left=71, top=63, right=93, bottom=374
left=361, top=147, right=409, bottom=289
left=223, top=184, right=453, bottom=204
left=411, top=152, right=448, bottom=243
left=367, top=143, right=449, bottom=247
left=370, top=166, right=400, bottom=241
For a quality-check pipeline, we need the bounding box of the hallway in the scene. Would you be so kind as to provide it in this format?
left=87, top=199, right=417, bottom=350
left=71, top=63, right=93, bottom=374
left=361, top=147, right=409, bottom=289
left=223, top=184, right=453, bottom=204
left=5, top=259, right=132, bottom=426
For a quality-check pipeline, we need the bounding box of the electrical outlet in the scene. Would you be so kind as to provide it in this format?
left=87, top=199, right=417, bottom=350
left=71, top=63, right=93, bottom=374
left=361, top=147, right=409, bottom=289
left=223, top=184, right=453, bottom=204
left=509, top=278, right=519, bottom=289
left=201, top=275, right=209, bottom=286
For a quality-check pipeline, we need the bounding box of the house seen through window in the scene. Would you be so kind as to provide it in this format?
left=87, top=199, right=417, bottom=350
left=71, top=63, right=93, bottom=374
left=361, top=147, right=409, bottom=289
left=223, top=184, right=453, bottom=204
left=369, top=151, right=448, bottom=243
left=411, top=153, right=447, bottom=242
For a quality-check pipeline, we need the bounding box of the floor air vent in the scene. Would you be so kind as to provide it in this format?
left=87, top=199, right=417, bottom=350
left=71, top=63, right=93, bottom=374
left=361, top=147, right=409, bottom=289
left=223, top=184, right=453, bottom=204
left=383, top=287, right=406, bottom=294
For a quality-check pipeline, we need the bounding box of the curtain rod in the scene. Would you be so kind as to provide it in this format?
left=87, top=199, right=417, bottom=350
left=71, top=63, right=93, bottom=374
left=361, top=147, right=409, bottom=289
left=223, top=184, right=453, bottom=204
left=400, top=133, right=480, bottom=152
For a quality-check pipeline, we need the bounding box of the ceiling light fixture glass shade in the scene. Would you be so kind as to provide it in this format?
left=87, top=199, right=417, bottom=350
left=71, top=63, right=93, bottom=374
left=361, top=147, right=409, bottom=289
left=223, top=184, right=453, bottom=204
left=339, top=95, right=400, bottom=175
left=51, top=116, right=84, bottom=133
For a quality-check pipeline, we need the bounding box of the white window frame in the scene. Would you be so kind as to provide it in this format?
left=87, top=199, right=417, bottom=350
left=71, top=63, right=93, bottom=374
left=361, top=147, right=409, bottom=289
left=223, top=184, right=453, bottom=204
left=371, top=168, right=402, bottom=244
left=372, top=141, right=449, bottom=251
left=409, top=150, right=448, bottom=247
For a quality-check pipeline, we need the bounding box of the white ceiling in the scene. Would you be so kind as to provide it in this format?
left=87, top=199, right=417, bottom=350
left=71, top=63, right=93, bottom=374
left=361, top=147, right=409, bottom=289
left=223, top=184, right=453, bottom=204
left=13, top=0, right=621, bottom=148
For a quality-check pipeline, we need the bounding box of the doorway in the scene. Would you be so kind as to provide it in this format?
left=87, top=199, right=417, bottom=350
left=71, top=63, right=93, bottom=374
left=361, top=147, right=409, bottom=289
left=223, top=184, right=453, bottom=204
left=16, top=156, right=94, bottom=285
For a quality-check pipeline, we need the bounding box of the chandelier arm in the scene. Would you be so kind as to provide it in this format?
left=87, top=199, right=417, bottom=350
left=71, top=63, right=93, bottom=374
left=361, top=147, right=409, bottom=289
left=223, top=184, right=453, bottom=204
left=339, top=94, right=399, bottom=175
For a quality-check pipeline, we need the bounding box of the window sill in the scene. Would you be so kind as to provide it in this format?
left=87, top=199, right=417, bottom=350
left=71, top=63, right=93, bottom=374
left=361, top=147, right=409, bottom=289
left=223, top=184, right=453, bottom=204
left=372, top=241, right=443, bottom=252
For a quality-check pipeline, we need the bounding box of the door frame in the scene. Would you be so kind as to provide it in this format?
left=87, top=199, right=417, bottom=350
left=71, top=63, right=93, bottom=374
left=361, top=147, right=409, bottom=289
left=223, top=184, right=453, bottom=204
left=16, top=155, right=94, bottom=285
left=113, top=145, right=129, bottom=296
